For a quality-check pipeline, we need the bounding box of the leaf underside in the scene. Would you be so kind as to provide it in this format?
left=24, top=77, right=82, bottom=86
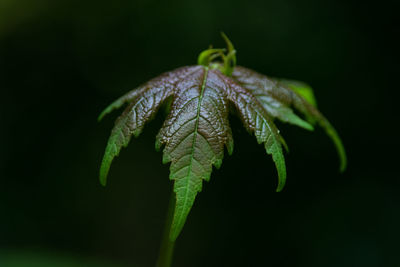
left=99, top=65, right=346, bottom=241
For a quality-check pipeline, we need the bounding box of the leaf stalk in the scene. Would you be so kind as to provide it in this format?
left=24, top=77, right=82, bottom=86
left=156, top=190, right=176, bottom=267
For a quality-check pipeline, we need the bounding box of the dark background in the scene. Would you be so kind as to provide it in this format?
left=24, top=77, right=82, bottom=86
left=1, top=0, right=399, bottom=266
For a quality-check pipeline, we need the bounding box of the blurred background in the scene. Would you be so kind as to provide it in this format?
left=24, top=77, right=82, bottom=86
left=0, top=0, right=398, bottom=266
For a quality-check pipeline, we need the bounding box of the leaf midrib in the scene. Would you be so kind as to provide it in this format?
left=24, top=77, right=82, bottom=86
left=216, top=71, right=279, bottom=137
left=176, top=66, right=209, bottom=225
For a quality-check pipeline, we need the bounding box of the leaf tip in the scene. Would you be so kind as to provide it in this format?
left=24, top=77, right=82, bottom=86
left=339, top=153, right=347, bottom=173
left=97, top=112, right=106, bottom=122
left=100, top=177, right=107, bottom=187
left=98, top=105, right=115, bottom=122
left=337, top=141, right=347, bottom=173
left=99, top=152, right=113, bottom=187
left=322, top=122, right=347, bottom=174
left=279, top=136, right=289, bottom=153
left=214, top=158, right=223, bottom=169
left=168, top=213, right=185, bottom=242
left=275, top=186, right=283, bottom=193
left=155, top=136, right=163, bottom=152
left=162, top=153, right=171, bottom=164
left=227, top=144, right=234, bottom=156
left=99, top=166, right=109, bottom=187
left=275, top=171, right=287, bottom=192
left=301, top=121, right=315, bottom=131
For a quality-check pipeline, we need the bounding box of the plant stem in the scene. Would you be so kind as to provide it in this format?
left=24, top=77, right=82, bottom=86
left=156, top=190, right=176, bottom=267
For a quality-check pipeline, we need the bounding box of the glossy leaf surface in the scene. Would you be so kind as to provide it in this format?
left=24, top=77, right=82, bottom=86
left=232, top=66, right=346, bottom=171
left=99, top=64, right=346, bottom=241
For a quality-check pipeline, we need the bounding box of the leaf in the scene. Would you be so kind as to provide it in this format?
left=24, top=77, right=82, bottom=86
left=155, top=67, right=233, bottom=241
left=232, top=67, right=313, bottom=131
left=99, top=63, right=288, bottom=240
left=99, top=66, right=198, bottom=186
left=232, top=66, right=347, bottom=172
left=279, top=79, right=317, bottom=107
left=99, top=38, right=347, bottom=241
left=219, top=73, right=287, bottom=191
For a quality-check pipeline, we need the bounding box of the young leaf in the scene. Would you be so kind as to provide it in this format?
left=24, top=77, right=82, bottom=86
left=232, top=66, right=347, bottom=171
left=155, top=67, right=234, bottom=241
left=99, top=36, right=346, bottom=242
left=279, top=79, right=318, bottom=107
left=99, top=67, right=198, bottom=186
left=219, top=73, right=287, bottom=192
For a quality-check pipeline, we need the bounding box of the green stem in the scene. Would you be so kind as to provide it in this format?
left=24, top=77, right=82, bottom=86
left=156, top=190, right=176, bottom=267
